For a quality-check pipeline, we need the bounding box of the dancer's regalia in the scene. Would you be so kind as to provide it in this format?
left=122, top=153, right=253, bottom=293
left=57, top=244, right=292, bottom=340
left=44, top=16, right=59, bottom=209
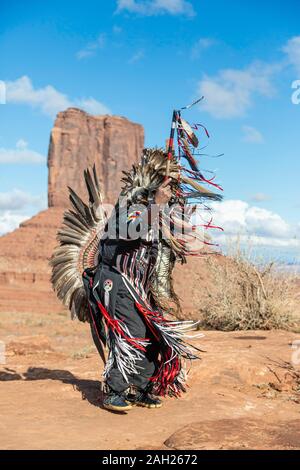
left=50, top=109, right=222, bottom=403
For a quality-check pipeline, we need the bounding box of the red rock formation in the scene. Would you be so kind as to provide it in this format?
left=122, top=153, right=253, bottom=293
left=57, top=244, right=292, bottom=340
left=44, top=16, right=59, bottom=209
left=48, top=108, right=144, bottom=207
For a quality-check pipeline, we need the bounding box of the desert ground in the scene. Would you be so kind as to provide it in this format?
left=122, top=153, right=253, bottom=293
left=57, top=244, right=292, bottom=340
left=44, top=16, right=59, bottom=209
left=1, top=305, right=300, bottom=450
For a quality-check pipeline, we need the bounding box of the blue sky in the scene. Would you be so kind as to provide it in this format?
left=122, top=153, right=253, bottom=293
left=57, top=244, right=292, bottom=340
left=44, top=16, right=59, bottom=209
left=0, top=0, right=300, bottom=262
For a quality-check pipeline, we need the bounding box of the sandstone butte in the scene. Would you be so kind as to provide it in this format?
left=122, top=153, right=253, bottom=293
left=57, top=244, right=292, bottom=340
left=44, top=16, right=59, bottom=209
left=0, top=107, right=211, bottom=318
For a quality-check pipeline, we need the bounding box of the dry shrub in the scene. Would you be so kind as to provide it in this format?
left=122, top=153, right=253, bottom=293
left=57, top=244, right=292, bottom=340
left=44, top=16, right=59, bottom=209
left=199, top=247, right=298, bottom=331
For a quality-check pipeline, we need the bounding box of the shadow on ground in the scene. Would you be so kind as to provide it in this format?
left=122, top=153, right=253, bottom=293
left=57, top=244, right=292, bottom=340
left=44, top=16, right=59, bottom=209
left=0, top=367, right=104, bottom=408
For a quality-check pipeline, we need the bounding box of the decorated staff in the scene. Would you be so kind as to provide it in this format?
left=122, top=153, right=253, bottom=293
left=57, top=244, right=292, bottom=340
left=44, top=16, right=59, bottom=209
left=165, top=109, right=177, bottom=178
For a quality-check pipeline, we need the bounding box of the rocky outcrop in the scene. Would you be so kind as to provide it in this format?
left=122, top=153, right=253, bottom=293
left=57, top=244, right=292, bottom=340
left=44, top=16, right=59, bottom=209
left=48, top=108, right=144, bottom=207
left=164, top=418, right=300, bottom=450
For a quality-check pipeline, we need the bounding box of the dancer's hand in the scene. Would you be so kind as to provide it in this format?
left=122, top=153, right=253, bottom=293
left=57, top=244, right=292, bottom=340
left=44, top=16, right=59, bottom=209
left=155, top=178, right=172, bottom=205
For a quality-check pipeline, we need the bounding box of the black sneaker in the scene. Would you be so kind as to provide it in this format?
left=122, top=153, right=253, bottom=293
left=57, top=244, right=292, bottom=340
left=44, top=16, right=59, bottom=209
left=127, top=391, right=162, bottom=409
left=103, top=391, right=133, bottom=412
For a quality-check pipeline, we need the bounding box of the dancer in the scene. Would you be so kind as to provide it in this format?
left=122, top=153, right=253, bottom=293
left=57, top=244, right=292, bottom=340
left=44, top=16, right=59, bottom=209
left=50, top=111, right=222, bottom=412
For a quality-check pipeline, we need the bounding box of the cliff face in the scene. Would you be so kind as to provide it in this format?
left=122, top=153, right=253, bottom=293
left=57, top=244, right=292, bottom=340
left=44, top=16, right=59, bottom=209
left=0, top=109, right=144, bottom=315
left=48, top=108, right=144, bottom=207
left=0, top=207, right=66, bottom=314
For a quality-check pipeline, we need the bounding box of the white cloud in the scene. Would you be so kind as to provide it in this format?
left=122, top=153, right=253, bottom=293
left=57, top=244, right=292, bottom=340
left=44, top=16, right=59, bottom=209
left=76, top=97, right=110, bottom=115
left=283, top=36, right=300, bottom=74
left=76, top=33, right=106, bottom=60
left=128, top=50, right=145, bottom=64
left=191, top=38, right=216, bottom=60
left=6, top=76, right=71, bottom=118
left=206, top=199, right=299, bottom=248
left=0, top=211, right=30, bottom=236
left=245, top=206, right=290, bottom=239
left=197, top=62, right=277, bottom=119
left=116, top=0, right=195, bottom=16
left=6, top=76, right=110, bottom=118
left=16, top=139, right=28, bottom=150
left=196, top=36, right=300, bottom=119
left=0, top=189, right=46, bottom=211
left=0, top=189, right=47, bottom=235
left=250, top=193, right=270, bottom=203
left=242, top=125, right=264, bottom=143
left=0, top=140, right=45, bottom=164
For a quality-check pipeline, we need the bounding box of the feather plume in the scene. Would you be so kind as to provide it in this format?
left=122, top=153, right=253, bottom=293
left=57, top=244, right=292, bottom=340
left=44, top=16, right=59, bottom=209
left=179, top=117, right=199, bottom=148
left=49, top=164, right=106, bottom=322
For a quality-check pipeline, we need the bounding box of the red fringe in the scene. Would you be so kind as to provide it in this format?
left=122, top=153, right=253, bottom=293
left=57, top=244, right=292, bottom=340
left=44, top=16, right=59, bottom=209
left=96, top=300, right=147, bottom=352
left=191, top=123, right=210, bottom=138
left=135, top=301, right=183, bottom=397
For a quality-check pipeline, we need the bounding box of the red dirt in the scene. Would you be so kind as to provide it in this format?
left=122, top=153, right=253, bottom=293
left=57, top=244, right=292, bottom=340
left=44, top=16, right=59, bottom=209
left=1, top=308, right=300, bottom=450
